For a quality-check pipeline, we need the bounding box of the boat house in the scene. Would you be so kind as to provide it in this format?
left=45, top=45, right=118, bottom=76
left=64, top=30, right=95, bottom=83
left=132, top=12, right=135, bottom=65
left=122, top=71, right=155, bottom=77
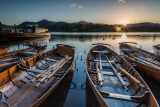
left=24, top=24, right=48, bottom=33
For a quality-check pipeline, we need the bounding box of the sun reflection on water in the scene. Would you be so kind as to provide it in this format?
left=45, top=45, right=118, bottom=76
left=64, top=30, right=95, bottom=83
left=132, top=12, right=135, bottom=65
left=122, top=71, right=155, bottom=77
left=117, top=33, right=128, bottom=43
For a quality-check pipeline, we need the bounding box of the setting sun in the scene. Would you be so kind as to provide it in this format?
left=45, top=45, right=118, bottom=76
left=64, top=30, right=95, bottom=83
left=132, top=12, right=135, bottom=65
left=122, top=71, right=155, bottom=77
left=121, top=20, right=129, bottom=25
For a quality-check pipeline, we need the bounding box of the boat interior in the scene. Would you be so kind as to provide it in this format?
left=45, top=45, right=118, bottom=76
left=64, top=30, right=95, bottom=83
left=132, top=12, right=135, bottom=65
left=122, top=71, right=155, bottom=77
left=119, top=42, right=160, bottom=71
left=154, top=44, right=160, bottom=50
left=0, top=44, right=74, bottom=107
left=87, top=44, right=157, bottom=107
left=0, top=46, right=46, bottom=72
left=0, top=47, right=10, bottom=55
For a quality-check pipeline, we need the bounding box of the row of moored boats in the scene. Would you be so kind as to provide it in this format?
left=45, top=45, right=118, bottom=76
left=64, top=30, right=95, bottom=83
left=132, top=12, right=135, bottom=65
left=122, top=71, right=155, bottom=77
left=0, top=43, right=159, bottom=107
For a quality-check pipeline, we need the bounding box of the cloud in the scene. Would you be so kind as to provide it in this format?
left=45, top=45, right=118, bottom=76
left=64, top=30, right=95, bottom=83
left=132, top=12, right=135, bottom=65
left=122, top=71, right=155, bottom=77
left=69, top=3, right=84, bottom=9
left=78, top=5, right=83, bottom=8
left=118, top=0, right=126, bottom=3
left=70, top=3, right=76, bottom=8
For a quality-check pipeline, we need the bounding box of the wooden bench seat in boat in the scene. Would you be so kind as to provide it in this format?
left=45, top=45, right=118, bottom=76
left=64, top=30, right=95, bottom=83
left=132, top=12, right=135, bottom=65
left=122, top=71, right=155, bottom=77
left=27, top=69, right=43, bottom=74
left=94, top=60, right=109, bottom=63
left=93, top=50, right=110, bottom=54
left=16, top=52, right=37, bottom=57
left=99, top=90, right=150, bottom=103
left=44, top=58, right=59, bottom=62
left=0, top=57, right=20, bottom=63
left=18, top=65, right=43, bottom=74
left=102, top=72, right=115, bottom=76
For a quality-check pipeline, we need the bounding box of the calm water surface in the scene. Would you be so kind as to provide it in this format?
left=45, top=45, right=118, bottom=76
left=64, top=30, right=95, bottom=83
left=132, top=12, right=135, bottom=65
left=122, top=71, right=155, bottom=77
left=4, top=32, right=160, bottom=107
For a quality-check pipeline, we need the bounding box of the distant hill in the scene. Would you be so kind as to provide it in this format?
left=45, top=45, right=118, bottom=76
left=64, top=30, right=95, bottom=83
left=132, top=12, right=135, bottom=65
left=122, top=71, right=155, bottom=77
left=3, top=19, right=158, bottom=32
left=17, top=19, right=68, bottom=29
left=18, top=19, right=93, bottom=28
left=128, top=22, right=159, bottom=26
left=37, top=19, right=56, bottom=28
left=18, top=21, right=36, bottom=28
left=73, top=21, right=92, bottom=25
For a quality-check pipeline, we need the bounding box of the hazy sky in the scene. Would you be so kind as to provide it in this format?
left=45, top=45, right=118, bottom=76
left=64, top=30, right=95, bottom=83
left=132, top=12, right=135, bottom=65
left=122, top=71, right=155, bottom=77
left=0, top=0, right=160, bottom=25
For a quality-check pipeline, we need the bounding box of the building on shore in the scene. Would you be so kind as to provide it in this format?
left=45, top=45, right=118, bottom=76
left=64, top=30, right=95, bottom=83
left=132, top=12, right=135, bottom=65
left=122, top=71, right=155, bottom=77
left=24, top=24, right=48, bottom=33
left=0, top=22, right=48, bottom=33
left=0, top=22, right=50, bottom=38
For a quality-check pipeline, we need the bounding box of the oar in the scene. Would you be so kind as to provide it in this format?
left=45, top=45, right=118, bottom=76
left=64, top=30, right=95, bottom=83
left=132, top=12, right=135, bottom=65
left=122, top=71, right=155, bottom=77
left=114, top=64, right=144, bottom=89
left=130, top=54, right=160, bottom=70
left=106, top=55, right=128, bottom=91
left=35, top=57, right=71, bottom=87
left=30, top=56, right=68, bottom=82
left=134, top=53, right=160, bottom=66
left=36, top=57, right=68, bottom=82
left=96, top=64, right=104, bottom=86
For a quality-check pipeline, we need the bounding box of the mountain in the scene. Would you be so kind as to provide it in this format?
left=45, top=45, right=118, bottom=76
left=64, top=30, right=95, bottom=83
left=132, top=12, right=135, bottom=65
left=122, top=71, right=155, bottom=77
left=73, top=21, right=92, bottom=25
left=15, top=19, right=160, bottom=32
left=18, top=21, right=36, bottom=28
left=37, top=19, right=56, bottom=28
left=18, top=19, right=68, bottom=28
left=128, top=22, right=159, bottom=26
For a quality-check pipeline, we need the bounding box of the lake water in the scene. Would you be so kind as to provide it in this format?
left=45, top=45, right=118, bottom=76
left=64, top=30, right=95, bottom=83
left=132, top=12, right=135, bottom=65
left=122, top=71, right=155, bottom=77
left=3, top=32, right=160, bottom=107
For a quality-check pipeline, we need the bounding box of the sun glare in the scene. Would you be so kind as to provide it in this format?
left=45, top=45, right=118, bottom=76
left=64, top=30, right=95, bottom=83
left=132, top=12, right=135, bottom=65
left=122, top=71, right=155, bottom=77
left=121, top=21, right=129, bottom=25
left=118, top=33, right=127, bottom=42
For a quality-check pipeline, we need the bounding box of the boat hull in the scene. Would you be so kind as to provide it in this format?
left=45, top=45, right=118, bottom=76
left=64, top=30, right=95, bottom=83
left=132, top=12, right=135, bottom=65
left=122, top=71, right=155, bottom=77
left=153, top=45, right=160, bottom=56
left=86, top=67, right=108, bottom=107
left=134, top=60, right=160, bottom=82
left=0, top=32, right=50, bottom=39
left=86, top=43, right=159, bottom=107
left=33, top=61, right=75, bottom=107
left=0, top=44, right=75, bottom=107
left=0, top=46, right=46, bottom=72
left=119, top=42, right=160, bottom=82
left=0, top=47, right=10, bottom=55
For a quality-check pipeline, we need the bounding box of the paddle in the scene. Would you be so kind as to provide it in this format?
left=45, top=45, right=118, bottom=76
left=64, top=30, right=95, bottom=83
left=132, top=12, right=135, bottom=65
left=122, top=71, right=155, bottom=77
left=106, top=55, right=128, bottom=91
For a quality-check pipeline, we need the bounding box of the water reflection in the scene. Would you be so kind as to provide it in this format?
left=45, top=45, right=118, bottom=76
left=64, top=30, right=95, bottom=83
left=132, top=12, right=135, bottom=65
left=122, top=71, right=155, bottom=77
left=0, top=37, right=50, bottom=47
left=0, top=37, right=50, bottom=52
left=117, top=33, right=127, bottom=43
left=2, top=32, right=160, bottom=107
left=86, top=79, right=101, bottom=107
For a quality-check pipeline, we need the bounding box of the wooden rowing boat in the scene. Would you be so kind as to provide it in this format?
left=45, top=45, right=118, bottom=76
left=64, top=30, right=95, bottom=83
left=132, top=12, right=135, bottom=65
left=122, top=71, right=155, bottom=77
left=0, top=44, right=75, bottom=107
left=86, top=43, right=159, bottom=107
left=0, top=46, right=46, bottom=73
left=119, top=42, right=160, bottom=82
left=0, top=47, right=10, bottom=55
left=153, top=44, right=160, bottom=56
left=41, top=67, right=74, bottom=106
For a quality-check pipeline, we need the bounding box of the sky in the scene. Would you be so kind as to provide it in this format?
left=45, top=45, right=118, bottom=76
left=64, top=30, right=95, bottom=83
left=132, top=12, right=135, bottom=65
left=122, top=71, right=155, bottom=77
left=0, top=0, right=160, bottom=25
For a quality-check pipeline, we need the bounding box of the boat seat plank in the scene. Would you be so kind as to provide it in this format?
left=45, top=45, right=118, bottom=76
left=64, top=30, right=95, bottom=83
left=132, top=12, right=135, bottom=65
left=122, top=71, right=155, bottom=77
left=17, top=52, right=36, bottom=55
left=19, top=65, right=43, bottom=74
left=100, top=90, right=149, bottom=103
left=102, top=72, right=115, bottom=76
left=44, top=58, right=59, bottom=62
left=28, top=68, right=43, bottom=74
left=93, top=50, right=110, bottom=54
left=94, top=60, right=110, bottom=63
